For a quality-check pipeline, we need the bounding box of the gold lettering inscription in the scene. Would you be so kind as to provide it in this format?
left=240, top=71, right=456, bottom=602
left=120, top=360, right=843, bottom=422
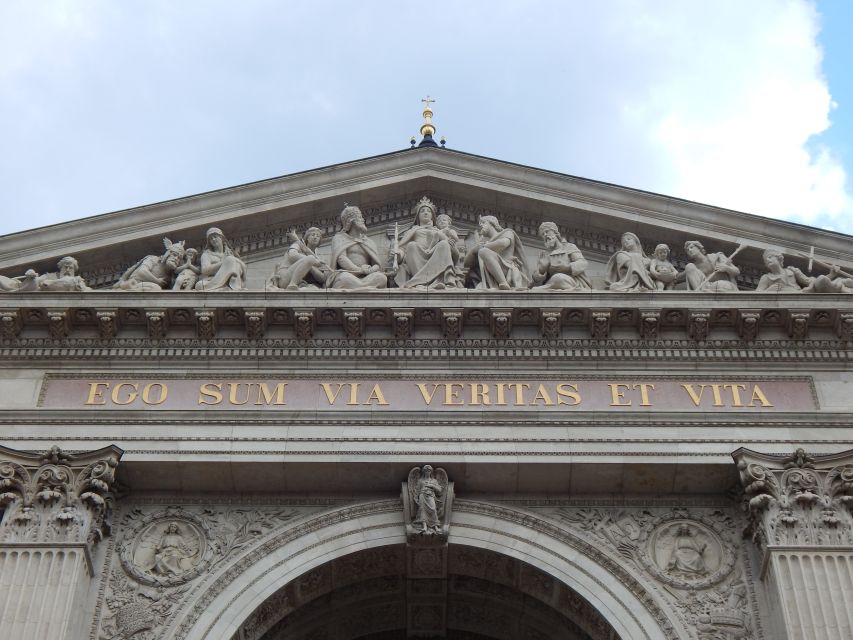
left=85, top=382, right=109, bottom=405
left=495, top=383, right=509, bottom=406
left=141, top=382, right=168, bottom=405
left=416, top=383, right=441, bottom=405
left=256, top=383, right=287, bottom=406
left=634, top=383, right=655, bottom=407
left=556, top=383, right=581, bottom=406
left=111, top=382, right=138, bottom=405
left=530, top=384, right=554, bottom=406
left=320, top=383, right=360, bottom=405
left=749, top=384, right=773, bottom=407
left=364, top=384, right=388, bottom=405
left=724, top=384, right=747, bottom=407
left=681, top=384, right=706, bottom=407
left=320, top=383, right=345, bottom=404
left=198, top=382, right=224, bottom=405
left=609, top=383, right=631, bottom=406
left=228, top=383, right=251, bottom=405
left=507, top=383, right=531, bottom=405
left=442, top=383, right=465, bottom=406
left=470, top=383, right=491, bottom=406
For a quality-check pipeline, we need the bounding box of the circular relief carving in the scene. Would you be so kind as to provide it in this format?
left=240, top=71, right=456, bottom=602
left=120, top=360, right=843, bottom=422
left=120, top=512, right=213, bottom=586
left=640, top=517, right=734, bottom=590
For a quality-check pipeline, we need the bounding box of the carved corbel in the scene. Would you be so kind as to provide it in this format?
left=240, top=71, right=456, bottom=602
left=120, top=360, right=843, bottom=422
left=639, top=310, right=660, bottom=340
left=95, top=310, right=119, bottom=341
left=195, top=310, right=217, bottom=340
left=590, top=310, right=610, bottom=340
left=146, top=310, right=168, bottom=340
left=0, top=444, right=123, bottom=548
left=688, top=311, right=710, bottom=342
left=244, top=309, right=266, bottom=339
left=46, top=310, right=69, bottom=340
left=737, top=310, right=761, bottom=342
left=540, top=309, right=562, bottom=339
left=490, top=309, right=512, bottom=340
left=343, top=309, right=365, bottom=340
left=294, top=309, right=315, bottom=339
left=0, top=310, right=22, bottom=338
left=787, top=311, right=810, bottom=340
left=836, top=312, right=853, bottom=342
left=393, top=309, right=414, bottom=340
left=441, top=310, right=462, bottom=340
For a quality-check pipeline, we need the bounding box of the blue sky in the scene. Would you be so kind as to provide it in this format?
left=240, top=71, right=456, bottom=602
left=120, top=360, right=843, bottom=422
left=0, top=0, right=851, bottom=236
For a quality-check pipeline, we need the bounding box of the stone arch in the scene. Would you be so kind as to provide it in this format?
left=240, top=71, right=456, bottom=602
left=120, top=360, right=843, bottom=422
left=170, top=499, right=680, bottom=640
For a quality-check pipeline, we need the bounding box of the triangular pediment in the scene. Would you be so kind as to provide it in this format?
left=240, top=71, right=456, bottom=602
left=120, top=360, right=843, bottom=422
left=1, top=147, right=852, bottom=289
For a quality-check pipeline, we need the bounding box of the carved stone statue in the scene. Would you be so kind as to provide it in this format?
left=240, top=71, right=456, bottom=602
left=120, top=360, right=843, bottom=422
left=666, top=524, right=708, bottom=575
left=0, top=269, right=38, bottom=293
left=114, top=239, right=186, bottom=291
left=152, top=522, right=196, bottom=577
left=172, top=248, right=200, bottom=291
left=268, top=227, right=331, bottom=290
left=327, top=205, right=388, bottom=289
left=757, top=248, right=853, bottom=293
left=464, top=215, right=530, bottom=290
left=680, top=240, right=740, bottom=292
left=406, top=465, right=451, bottom=536
left=530, top=222, right=591, bottom=292
left=194, top=227, right=247, bottom=291
left=606, top=232, right=655, bottom=291
left=394, top=197, right=459, bottom=289
left=25, top=256, right=92, bottom=292
left=649, top=244, right=678, bottom=290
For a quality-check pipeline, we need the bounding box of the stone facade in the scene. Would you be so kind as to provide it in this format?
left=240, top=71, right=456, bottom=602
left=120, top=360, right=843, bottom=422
left=1, top=146, right=852, bottom=639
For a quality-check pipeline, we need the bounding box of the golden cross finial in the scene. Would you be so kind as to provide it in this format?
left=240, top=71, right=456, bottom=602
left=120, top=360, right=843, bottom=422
left=421, top=95, right=435, bottom=109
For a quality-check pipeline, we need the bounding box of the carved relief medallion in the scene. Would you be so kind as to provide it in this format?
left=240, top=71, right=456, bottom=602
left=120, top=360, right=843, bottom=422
left=120, top=512, right=212, bottom=586
left=641, top=517, right=734, bottom=589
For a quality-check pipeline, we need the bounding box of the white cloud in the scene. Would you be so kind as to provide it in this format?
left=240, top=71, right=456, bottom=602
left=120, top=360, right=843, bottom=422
left=610, top=0, right=852, bottom=227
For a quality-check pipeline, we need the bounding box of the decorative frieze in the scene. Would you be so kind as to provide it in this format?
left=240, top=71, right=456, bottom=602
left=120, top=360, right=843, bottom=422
left=195, top=310, right=217, bottom=340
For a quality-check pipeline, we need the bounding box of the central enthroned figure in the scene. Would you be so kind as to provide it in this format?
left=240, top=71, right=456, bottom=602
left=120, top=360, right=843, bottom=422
left=328, top=205, right=388, bottom=289
left=394, top=196, right=459, bottom=289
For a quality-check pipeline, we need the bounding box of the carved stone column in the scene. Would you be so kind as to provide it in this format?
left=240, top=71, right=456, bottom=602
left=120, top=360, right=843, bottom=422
left=0, top=445, right=122, bottom=640
left=733, top=447, right=853, bottom=640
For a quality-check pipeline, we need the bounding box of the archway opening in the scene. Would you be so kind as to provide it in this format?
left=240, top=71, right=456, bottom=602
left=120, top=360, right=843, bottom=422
left=237, top=543, right=619, bottom=640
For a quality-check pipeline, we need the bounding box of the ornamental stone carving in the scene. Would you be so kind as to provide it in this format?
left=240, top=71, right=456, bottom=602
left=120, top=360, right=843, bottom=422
left=642, top=518, right=734, bottom=589
left=328, top=205, right=388, bottom=289
left=0, top=445, right=121, bottom=547
left=541, top=310, right=561, bottom=338
left=734, top=447, right=853, bottom=548
left=530, top=222, right=591, bottom=292
left=120, top=512, right=213, bottom=586
left=268, top=228, right=331, bottom=291
left=392, top=310, right=414, bottom=339
left=606, top=232, right=655, bottom=292
left=195, top=227, right=247, bottom=291
left=403, top=465, right=454, bottom=541
left=245, top=309, right=266, bottom=339
left=464, top=215, right=530, bottom=290
left=114, top=239, right=186, bottom=291
left=682, top=240, right=741, bottom=292
left=393, top=197, right=461, bottom=290
left=757, top=248, right=853, bottom=293
left=590, top=310, right=610, bottom=340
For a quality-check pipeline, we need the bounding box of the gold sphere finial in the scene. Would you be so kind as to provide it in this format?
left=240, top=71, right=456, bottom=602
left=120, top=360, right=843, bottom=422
left=420, top=95, right=436, bottom=138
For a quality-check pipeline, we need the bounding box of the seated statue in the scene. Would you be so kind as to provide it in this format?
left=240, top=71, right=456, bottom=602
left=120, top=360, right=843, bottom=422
left=114, top=239, right=186, bottom=291
left=37, top=256, right=92, bottom=291
left=172, top=248, right=200, bottom=291
left=649, top=244, right=678, bottom=290
left=530, top=222, right=591, bottom=292
left=680, top=240, right=739, bottom=292
left=194, top=228, right=247, bottom=291
left=464, top=215, right=531, bottom=290
left=327, top=205, right=387, bottom=289
left=757, top=248, right=853, bottom=293
left=394, top=197, right=458, bottom=289
left=268, top=227, right=332, bottom=290
left=606, top=232, right=656, bottom=291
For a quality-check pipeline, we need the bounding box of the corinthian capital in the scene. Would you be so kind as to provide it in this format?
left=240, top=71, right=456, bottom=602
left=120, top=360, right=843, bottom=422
left=0, top=444, right=123, bottom=547
left=732, top=447, right=853, bottom=549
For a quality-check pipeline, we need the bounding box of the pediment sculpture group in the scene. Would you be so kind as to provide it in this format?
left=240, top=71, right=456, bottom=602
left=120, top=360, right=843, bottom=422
left=2, top=196, right=852, bottom=294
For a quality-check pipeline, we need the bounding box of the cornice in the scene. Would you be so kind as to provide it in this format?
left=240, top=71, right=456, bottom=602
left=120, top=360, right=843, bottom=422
left=0, top=291, right=851, bottom=346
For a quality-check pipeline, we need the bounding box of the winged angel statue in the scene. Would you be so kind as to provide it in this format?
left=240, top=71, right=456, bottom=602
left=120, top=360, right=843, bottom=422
left=404, top=465, right=454, bottom=540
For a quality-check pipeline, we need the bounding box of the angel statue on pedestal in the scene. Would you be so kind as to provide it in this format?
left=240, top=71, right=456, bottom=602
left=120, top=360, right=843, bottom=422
left=403, top=465, right=454, bottom=541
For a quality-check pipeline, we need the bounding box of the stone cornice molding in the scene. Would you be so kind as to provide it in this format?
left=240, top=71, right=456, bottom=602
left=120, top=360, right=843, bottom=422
left=0, top=292, right=851, bottom=344
left=733, top=447, right=853, bottom=553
